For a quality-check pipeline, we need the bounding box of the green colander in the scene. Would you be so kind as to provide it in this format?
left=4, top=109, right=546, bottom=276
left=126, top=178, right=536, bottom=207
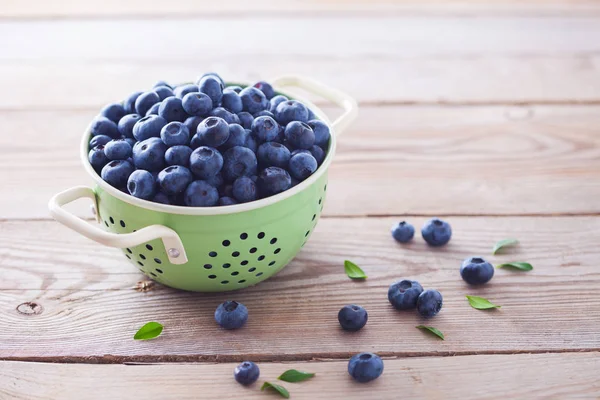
left=48, top=76, right=358, bottom=292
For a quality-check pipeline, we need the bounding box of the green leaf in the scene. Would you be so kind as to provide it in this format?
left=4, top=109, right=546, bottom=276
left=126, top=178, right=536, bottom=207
left=466, top=295, right=501, bottom=310
left=496, top=262, right=533, bottom=271
left=492, top=238, right=519, bottom=255
left=416, top=325, right=445, bottom=340
left=133, top=322, right=163, bottom=340
left=261, top=382, right=290, bottom=398
left=278, top=369, right=316, bottom=383
left=344, top=260, right=367, bottom=280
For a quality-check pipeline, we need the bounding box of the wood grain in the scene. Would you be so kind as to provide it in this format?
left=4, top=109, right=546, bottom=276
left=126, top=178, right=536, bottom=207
left=2, top=353, right=600, bottom=399
left=2, top=105, right=600, bottom=219
left=1, top=216, right=599, bottom=360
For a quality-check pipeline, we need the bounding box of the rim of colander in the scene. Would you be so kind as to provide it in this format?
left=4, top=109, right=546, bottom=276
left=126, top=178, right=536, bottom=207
left=80, top=82, right=337, bottom=216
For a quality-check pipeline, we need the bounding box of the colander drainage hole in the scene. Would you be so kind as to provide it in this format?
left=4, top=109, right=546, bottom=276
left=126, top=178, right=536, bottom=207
left=256, top=272, right=263, bottom=277
left=156, top=269, right=163, bottom=274
left=318, top=198, right=322, bottom=205
left=120, top=220, right=126, bottom=228
left=274, top=248, right=281, bottom=254
left=208, top=275, right=217, bottom=279
left=249, top=247, right=257, bottom=253
left=257, top=232, right=265, bottom=239
left=324, top=184, right=327, bottom=191
left=126, top=248, right=132, bottom=254
left=248, top=267, right=256, bottom=272
left=232, top=251, right=240, bottom=257
left=240, top=233, right=248, bottom=240
left=154, top=258, right=162, bottom=264
left=146, top=244, right=153, bottom=251
left=270, top=238, right=278, bottom=245
left=150, top=272, right=157, bottom=277
left=223, top=263, right=231, bottom=268
left=238, top=280, right=246, bottom=284
left=269, top=261, right=276, bottom=266
left=305, top=231, right=310, bottom=237
left=125, top=254, right=131, bottom=259
left=209, top=251, right=217, bottom=257
left=104, top=221, right=109, bottom=227
left=312, top=214, right=316, bottom=221
left=241, top=260, right=248, bottom=266
left=139, top=254, right=146, bottom=260
left=221, top=280, right=229, bottom=284
left=138, top=261, right=144, bottom=267
left=258, top=255, right=265, bottom=261
left=231, top=271, right=239, bottom=276
left=222, top=240, right=230, bottom=247
left=204, top=264, right=213, bottom=269
left=109, top=217, right=114, bottom=224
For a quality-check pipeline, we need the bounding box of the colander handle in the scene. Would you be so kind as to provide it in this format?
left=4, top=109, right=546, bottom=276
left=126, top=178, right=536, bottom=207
left=48, top=186, right=188, bottom=265
left=271, top=75, right=358, bottom=136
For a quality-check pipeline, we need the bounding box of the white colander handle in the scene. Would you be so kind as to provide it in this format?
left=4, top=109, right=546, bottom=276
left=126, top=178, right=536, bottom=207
left=271, top=75, right=358, bottom=136
left=48, top=186, right=188, bottom=265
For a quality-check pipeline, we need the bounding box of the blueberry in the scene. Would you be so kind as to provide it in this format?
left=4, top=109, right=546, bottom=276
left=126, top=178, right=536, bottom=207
left=158, top=96, right=186, bottom=122
left=222, top=146, right=258, bottom=182
left=232, top=176, right=257, bottom=203
left=338, top=305, right=368, bottom=332
left=288, top=153, right=317, bottom=180
left=153, top=80, right=172, bottom=89
left=391, top=221, right=415, bottom=243
left=183, top=116, right=204, bottom=134
left=221, top=88, right=243, bottom=113
left=388, top=280, right=423, bottom=310
left=104, top=139, right=132, bottom=161
left=421, top=218, right=452, bottom=246
left=257, top=142, right=291, bottom=168
left=252, top=81, right=275, bottom=99
left=308, top=120, right=330, bottom=148
left=219, top=196, right=238, bottom=206
left=240, top=87, right=269, bottom=114
left=220, top=123, right=248, bottom=151
left=174, top=84, right=199, bottom=99
left=214, top=300, right=248, bottom=330
left=205, top=172, right=224, bottom=189
left=132, top=137, right=167, bottom=172
left=184, top=180, right=219, bottom=207
left=226, top=85, right=242, bottom=94
left=165, top=145, right=193, bottom=167
left=127, top=170, right=156, bottom=200
left=460, top=257, right=494, bottom=285
left=291, top=149, right=310, bottom=157
left=210, top=107, right=240, bottom=125
left=275, top=100, right=309, bottom=125
left=251, top=116, right=279, bottom=142
left=220, top=184, right=234, bottom=197
left=197, top=117, right=230, bottom=148
left=145, top=102, right=161, bottom=116
left=269, top=95, right=288, bottom=113
left=154, top=85, right=174, bottom=100
left=101, top=160, right=134, bottom=189
left=189, top=146, right=223, bottom=179
left=89, top=134, right=112, bottom=149
left=152, top=192, right=171, bottom=204
left=91, top=116, right=120, bottom=139
left=189, top=134, right=202, bottom=150
left=309, top=145, right=325, bottom=165
left=237, top=112, right=254, bottom=129
left=160, top=122, right=190, bottom=147
left=348, top=353, right=384, bottom=383
left=124, top=91, right=143, bottom=114
left=124, top=138, right=136, bottom=148
left=117, top=114, right=142, bottom=139
left=135, top=91, right=160, bottom=116
left=181, top=92, right=211, bottom=117
left=243, top=131, right=258, bottom=153
left=197, top=72, right=225, bottom=87
left=133, top=115, right=168, bottom=141
left=157, top=165, right=193, bottom=195
left=100, top=103, right=126, bottom=123
left=417, top=289, right=443, bottom=318
left=234, top=361, right=260, bottom=385
left=198, top=75, right=224, bottom=106
left=88, top=145, right=110, bottom=172
left=285, top=121, right=315, bottom=150
left=258, top=167, right=291, bottom=196
left=253, top=110, right=275, bottom=119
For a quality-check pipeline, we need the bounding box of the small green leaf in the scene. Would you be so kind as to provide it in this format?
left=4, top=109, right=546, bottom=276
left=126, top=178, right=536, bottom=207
left=416, top=325, right=444, bottom=340
left=133, top=322, right=163, bottom=340
left=261, top=382, right=290, bottom=398
left=278, top=369, right=316, bottom=383
left=496, top=262, right=533, bottom=271
left=466, top=295, right=501, bottom=310
left=344, top=260, right=367, bottom=280
left=492, top=238, right=519, bottom=255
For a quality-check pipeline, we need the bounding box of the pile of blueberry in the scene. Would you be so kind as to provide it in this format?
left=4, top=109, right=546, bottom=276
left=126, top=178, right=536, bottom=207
left=87, top=73, right=330, bottom=207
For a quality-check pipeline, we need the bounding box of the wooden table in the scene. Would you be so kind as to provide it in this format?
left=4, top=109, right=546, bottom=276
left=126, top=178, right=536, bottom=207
left=1, top=1, right=600, bottom=399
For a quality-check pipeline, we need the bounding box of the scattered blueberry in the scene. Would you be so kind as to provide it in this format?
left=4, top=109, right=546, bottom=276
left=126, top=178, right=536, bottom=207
left=189, top=146, right=223, bottom=179
left=157, top=165, right=193, bottom=195
left=219, top=196, right=238, bottom=206
left=210, top=107, right=240, bottom=125
left=104, top=139, right=132, bottom=161
left=132, top=137, right=167, bottom=172
left=127, top=169, right=156, bottom=200
left=158, top=96, right=186, bottom=122
left=198, top=75, right=224, bottom=106
left=222, top=146, right=258, bottom=182
left=90, top=116, right=120, bottom=139
left=117, top=114, right=142, bottom=139
left=89, top=134, right=112, bottom=149
left=240, top=87, right=269, bottom=114
left=348, top=353, right=384, bottom=383
left=421, top=218, right=452, bottom=246
left=221, top=123, right=248, bottom=150
left=165, top=145, right=193, bottom=167
left=101, top=160, right=134, bottom=189
left=197, top=117, right=230, bottom=148
left=184, top=180, right=219, bottom=207
left=232, top=176, right=257, bottom=203
left=154, top=85, right=174, bottom=100
left=338, top=305, right=368, bottom=332
left=269, top=95, right=288, bottom=113
left=258, top=167, right=291, bottom=196
left=275, top=100, right=309, bottom=125
left=100, top=103, right=126, bottom=123
left=234, top=361, right=260, bottom=386
left=288, top=152, right=317, bottom=180
left=145, top=102, right=161, bottom=116
left=285, top=121, right=315, bottom=150
left=174, top=84, right=199, bottom=99
left=257, top=142, right=291, bottom=168
left=308, top=119, right=330, bottom=148
left=388, top=280, right=423, bottom=310
left=124, top=91, right=143, bottom=114
left=460, top=257, right=494, bottom=285
left=88, top=145, right=110, bottom=172
left=237, top=111, right=254, bottom=129
left=135, top=91, right=160, bottom=116
left=251, top=116, right=279, bottom=142
left=182, top=92, right=212, bottom=117
left=221, top=88, right=243, bottom=113
left=417, top=289, right=443, bottom=318
left=132, top=115, right=167, bottom=141
left=160, top=122, right=190, bottom=147
left=391, top=221, right=415, bottom=243
left=214, top=300, right=248, bottom=330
